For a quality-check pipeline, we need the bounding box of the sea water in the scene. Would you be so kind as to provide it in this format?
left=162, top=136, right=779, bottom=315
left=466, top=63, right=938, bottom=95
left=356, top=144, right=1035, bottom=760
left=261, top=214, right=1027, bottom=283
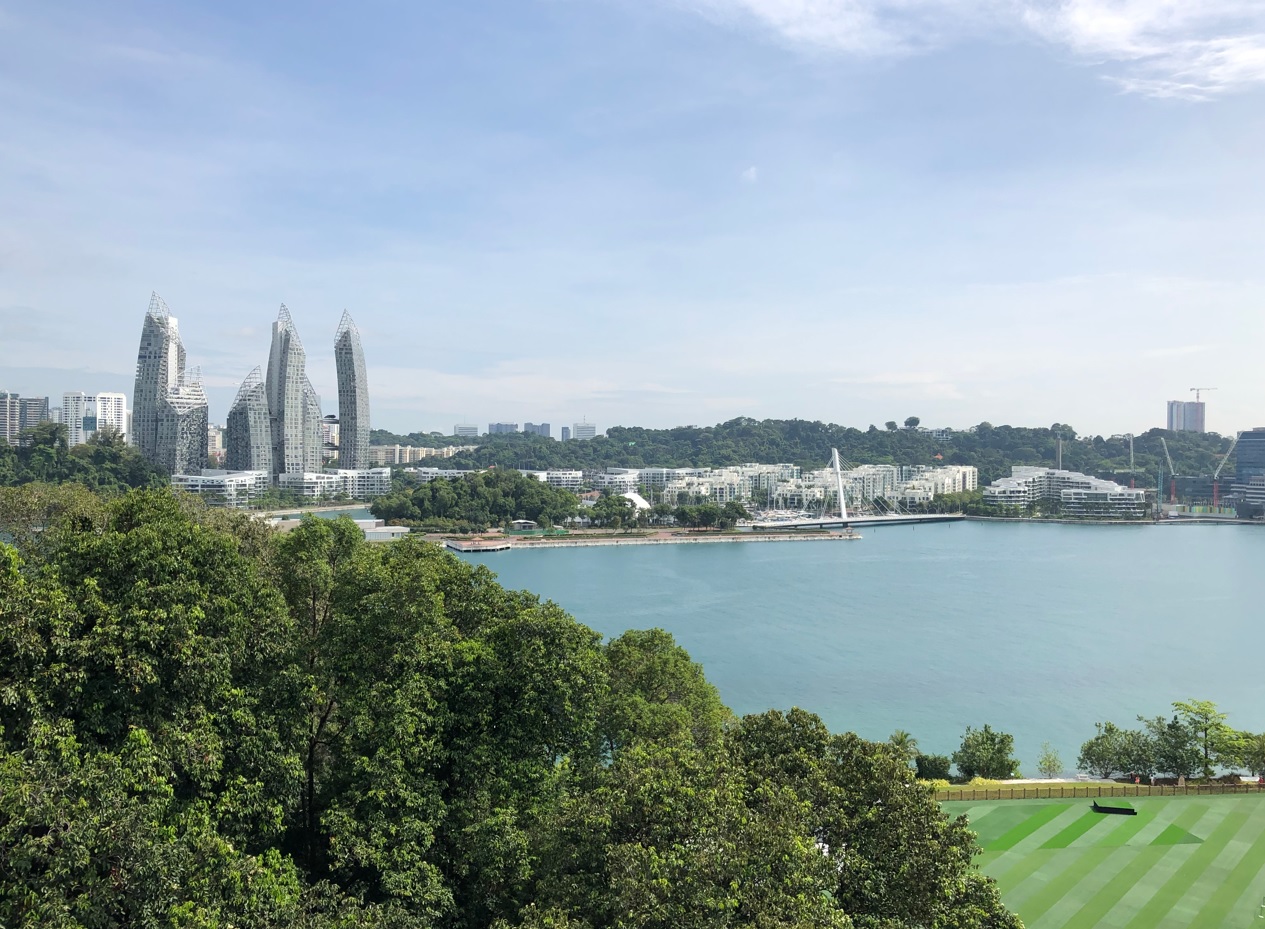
left=459, top=521, right=1265, bottom=775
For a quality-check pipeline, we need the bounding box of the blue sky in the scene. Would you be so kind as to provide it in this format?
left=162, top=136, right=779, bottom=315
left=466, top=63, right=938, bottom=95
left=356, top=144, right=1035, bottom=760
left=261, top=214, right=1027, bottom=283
left=2, top=1, right=1264, bottom=436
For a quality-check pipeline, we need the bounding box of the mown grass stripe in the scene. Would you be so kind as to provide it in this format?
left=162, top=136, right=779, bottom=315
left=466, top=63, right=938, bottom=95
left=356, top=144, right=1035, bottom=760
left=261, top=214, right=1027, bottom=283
left=1119, top=802, right=1254, bottom=929
left=990, top=803, right=1074, bottom=851
left=1029, top=843, right=1148, bottom=929
left=1148, top=799, right=1265, bottom=929
left=1088, top=808, right=1154, bottom=849
left=1057, top=803, right=1210, bottom=929
left=1191, top=832, right=1265, bottom=927
left=1007, top=844, right=1132, bottom=925
left=986, top=807, right=1136, bottom=894
left=1041, top=809, right=1106, bottom=849
left=974, top=804, right=1055, bottom=847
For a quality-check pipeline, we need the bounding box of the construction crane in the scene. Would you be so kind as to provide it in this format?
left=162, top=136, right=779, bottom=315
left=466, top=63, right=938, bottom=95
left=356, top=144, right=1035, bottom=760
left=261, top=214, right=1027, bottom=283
left=1189, top=387, right=1218, bottom=402
left=1160, top=436, right=1177, bottom=504
left=1212, top=431, right=1242, bottom=507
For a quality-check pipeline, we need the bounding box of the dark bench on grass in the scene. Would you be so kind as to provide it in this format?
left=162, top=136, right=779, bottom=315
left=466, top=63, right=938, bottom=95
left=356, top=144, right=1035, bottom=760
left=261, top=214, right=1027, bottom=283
left=1091, top=801, right=1136, bottom=816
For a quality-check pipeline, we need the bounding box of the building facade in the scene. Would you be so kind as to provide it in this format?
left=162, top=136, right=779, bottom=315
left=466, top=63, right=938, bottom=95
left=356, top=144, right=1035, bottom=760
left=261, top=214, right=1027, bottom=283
left=171, top=469, right=270, bottom=507
left=132, top=292, right=185, bottom=463
left=0, top=392, right=50, bottom=443
left=983, top=467, right=1145, bottom=517
left=560, top=426, right=571, bottom=441
left=523, top=422, right=551, bottom=438
left=62, top=391, right=128, bottom=446
left=1167, top=400, right=1206, bottom=433
left=156, top=377, right=209, bottom=475
left=226, top=367, right=274, bottom=474
left=454, top=424, right=479, bottom=438
left=488, top=422, right=519, bottom=434
left=266, top=305, right=324, bottom=478
left=334, top=311, right=371, bottom=468
left=572, top=421, right=597, bottom=440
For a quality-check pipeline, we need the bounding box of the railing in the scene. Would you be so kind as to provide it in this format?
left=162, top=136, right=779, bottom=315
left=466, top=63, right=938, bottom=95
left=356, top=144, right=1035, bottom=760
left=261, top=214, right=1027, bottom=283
left=937, top=783, right=1265, bottom=802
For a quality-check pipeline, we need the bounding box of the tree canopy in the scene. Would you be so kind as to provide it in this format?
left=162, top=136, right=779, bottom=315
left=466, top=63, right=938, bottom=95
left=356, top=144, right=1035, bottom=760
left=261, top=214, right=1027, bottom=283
left=0, top=423, right=166, bottom=493
left=372, top=417, right=1233, bottom=486
left=0, top=484, right=1020, bottom=928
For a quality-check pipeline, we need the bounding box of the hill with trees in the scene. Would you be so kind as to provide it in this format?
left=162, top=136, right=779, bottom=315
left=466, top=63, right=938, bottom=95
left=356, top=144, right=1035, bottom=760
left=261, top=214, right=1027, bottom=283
left=0, top=485, right=1020, bottom=929
left=375, top=418, right=1234, bottom=485
left=0, top=422, right=166, bottom=493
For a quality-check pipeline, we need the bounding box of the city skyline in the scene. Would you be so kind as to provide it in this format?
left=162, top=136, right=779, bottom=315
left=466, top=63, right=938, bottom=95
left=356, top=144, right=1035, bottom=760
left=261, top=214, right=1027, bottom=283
left=4, top=3, right=1265, bottom=434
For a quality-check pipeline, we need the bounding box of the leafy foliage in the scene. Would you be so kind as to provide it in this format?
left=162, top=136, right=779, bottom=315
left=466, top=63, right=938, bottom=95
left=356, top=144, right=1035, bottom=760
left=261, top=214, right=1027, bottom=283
left=0, top=486, right=1020, bottom=929
left=953, top=725, right=1020, bottom=780
left=0, top=423, right=166, bottom=492
left=374, top=418, right=1234, bottom=486
left=370, top=468, right=578, bottom=531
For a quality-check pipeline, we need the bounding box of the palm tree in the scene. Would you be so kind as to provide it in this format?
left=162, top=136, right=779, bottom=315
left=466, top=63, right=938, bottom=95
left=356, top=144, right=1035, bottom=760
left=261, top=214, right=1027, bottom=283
left=889, top=730, right=918, bottom=765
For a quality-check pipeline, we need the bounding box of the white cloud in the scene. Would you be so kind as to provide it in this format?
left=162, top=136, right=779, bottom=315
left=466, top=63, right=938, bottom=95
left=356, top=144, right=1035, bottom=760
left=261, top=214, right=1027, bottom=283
left=667, top=0, right=1265, bottom=98
left=741, top=164, right=759, bottom=182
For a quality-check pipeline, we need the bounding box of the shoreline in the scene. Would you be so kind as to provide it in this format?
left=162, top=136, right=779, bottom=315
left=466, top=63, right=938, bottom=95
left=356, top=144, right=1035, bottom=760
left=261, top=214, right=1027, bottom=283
left=445, top=531, right=860, bottom=552
left=965, top=515, right=1260, bottom=527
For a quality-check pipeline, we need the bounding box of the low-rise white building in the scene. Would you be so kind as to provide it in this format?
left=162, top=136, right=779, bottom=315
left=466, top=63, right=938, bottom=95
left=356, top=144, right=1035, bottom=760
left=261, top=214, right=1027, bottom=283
left=172, top=469, right=269, bottom=507
left=984, top=467, right=1145, bottom=517
left=522, top=469, right=583, bottom=490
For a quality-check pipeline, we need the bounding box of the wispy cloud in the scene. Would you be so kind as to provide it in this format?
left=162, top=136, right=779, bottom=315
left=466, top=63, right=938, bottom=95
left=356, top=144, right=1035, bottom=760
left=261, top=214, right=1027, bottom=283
left=666, top=0, right=1265, bottom=98
left=741, top=164, right=759, bottom=182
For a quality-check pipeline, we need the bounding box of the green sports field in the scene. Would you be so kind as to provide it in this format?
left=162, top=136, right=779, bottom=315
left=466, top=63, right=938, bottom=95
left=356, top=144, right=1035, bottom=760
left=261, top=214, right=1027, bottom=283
left=958, top=794, right=1265, bottom=928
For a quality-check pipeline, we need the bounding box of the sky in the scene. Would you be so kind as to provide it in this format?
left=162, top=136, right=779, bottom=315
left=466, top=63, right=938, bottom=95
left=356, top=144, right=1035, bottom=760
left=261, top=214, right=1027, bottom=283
left=2, top=1, right=1264, bottom=437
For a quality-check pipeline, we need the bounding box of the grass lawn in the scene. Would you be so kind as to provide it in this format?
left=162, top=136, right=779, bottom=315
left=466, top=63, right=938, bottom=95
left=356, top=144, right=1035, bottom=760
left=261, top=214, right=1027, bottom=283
left=956, top=794, right=1265, bottom=927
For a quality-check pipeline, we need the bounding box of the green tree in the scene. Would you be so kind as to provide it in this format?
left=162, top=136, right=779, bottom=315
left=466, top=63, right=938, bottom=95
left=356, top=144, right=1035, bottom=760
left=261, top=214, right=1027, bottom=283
left=1173, top=699, right=1237, bottom=778
left=1139, top=715, right=1201, bottom=780
left=601, top=628, right=729, bottom=753
left=1036, top=742, right=1062, bottom=779
left=888, top=729, right=919, bottom=766
left=1078, top=722, right=1124, bottom=779
left=904, top=416, right=921, bottom=429
left=953, top=725, right=1020, bottom=779
left=915, top=753, right=951, bottom=781
left=1239, top=733, right=1265, bottom=777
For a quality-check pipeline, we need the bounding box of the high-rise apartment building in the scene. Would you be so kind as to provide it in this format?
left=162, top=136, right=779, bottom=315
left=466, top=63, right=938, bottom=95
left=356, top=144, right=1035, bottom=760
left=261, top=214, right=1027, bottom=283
left=133, top=293, right=186, bottom=462
left=266, top=305, right=324, bottom=478
left=334, top=311, right=371, bottom=469
left=133, top=292, right=207, bottom=472
left=1167, top=400, right=1205, bottom=433
left=0, top=392, right=50, bottom=443
left=62, top=391, right=127, bottom=446
left=488, top=422, right=519, bottom=434
left=157, top=376, right=209, bottom=474
left=524, top=422, right=551, bottom=438
left=561, top=426, right=571, bottom=442
left=454, top=424, right=479, bottom=438
left=226, top=367, right=274, bottom=473
left=572, top=421, right=597, bottom=441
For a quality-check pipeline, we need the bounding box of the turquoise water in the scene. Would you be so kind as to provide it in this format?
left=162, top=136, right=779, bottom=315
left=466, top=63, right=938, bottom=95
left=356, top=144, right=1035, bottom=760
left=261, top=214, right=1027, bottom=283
left=458, top=522, right=1265, bottom=775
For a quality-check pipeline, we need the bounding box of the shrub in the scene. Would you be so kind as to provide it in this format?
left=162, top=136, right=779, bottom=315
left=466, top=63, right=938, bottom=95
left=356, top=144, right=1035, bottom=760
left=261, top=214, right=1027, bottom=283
left=915, top=753, right=951, bottom=781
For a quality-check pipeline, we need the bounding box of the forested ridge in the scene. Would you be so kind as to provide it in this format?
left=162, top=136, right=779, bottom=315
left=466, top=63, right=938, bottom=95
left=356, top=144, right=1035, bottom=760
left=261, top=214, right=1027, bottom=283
left=373, top=418, right=1233, bottom=484
left=0, top=422, right=166, bottom=493
left=0, top=485, right=1021, bottom=929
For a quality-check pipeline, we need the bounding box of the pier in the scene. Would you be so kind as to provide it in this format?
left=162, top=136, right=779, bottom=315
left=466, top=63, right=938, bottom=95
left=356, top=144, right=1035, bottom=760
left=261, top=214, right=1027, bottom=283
left=751, top=513, right=964, bottom=530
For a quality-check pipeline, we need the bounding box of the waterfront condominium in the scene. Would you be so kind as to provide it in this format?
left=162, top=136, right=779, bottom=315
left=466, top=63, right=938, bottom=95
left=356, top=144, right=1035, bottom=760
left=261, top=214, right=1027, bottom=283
left=133, top=292, right=185, bottom=462
left=225, top=367, right=274, bottom=473
left=133, top=292, right=208, bottom=471
left=334, top=310, right=371, bottom=468
left=156, top=372, right=209, bottom=475
left=266, top=305, right=323, bottom=478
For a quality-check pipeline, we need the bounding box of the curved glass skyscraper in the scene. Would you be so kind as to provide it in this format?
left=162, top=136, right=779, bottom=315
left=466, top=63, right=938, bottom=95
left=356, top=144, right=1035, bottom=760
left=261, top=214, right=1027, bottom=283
left=334, top=310, right=371, bottom=468
left=133, top=291, right=206, bottom=473
left=225, top=367, right=273, bottom=473
left=265, top=305, right=323, bottom=478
